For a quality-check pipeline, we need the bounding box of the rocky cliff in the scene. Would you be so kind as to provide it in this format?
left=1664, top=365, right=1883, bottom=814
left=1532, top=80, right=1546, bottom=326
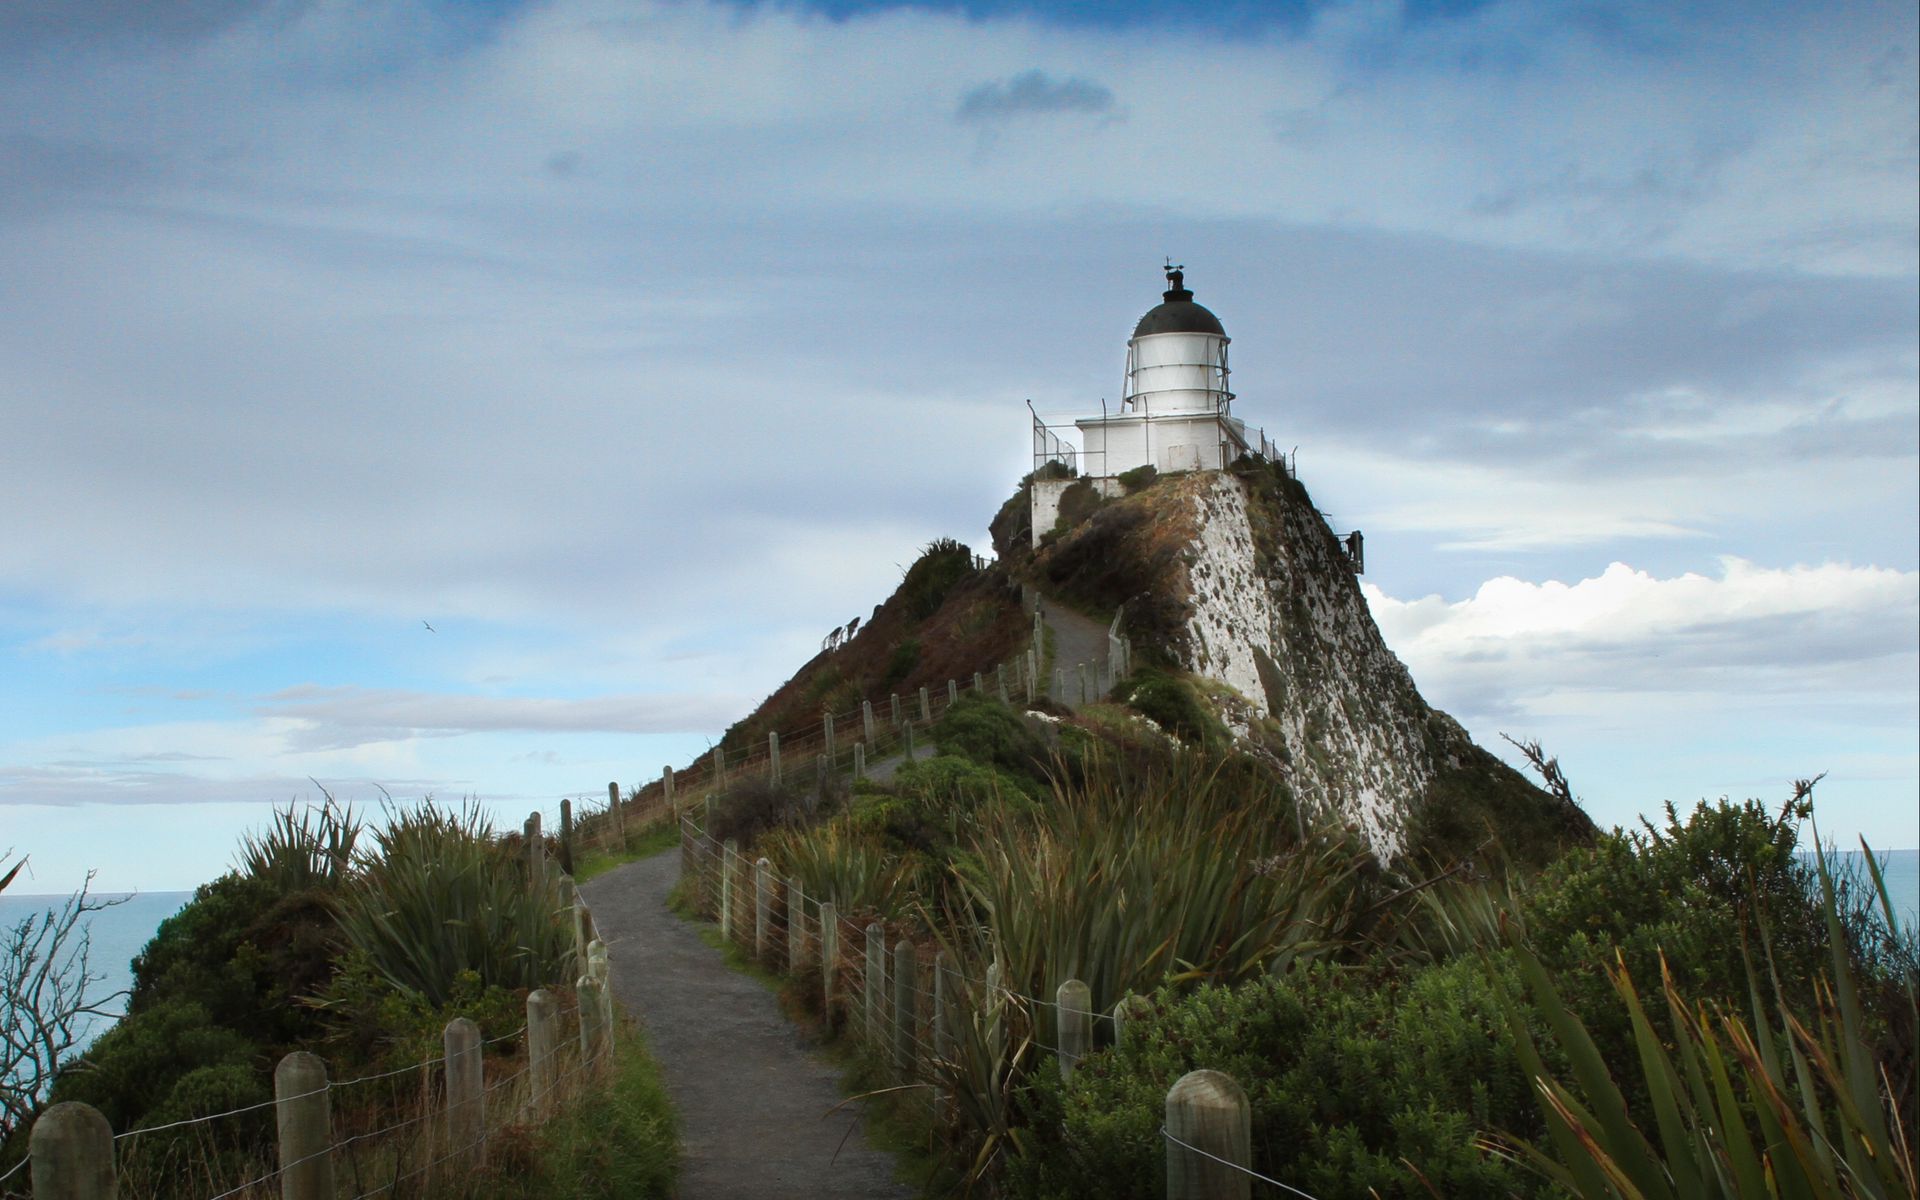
left=997, top=460, right=1585, bottom=863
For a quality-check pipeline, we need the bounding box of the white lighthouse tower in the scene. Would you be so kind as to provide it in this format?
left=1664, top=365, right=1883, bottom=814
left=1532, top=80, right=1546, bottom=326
left=1075, top=264, right=1239, bottom=476
left=1029, top=265, right=1278, bottom=545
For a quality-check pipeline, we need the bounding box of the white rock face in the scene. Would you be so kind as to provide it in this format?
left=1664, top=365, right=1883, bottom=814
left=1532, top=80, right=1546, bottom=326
left=1177, top=474, right=1442, bottom=859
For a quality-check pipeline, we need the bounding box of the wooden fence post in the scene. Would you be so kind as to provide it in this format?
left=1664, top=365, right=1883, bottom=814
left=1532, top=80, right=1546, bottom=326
left=947, top=679, right=958, bottom=705
left=997, top=663, right=1007, bottom=702
left=274, top=1051, right=334, bottom=1200
left=557, top=874, right=585, bottom=978
left=932, top=951, right=955, bottom=1063
left=862, top=700, right=876, bottom=745
left=663, top=767, right=676, bottom=813
left=889, top=693, right=901, bottom=726
left=1165, top=1070, right=1251, bottom=1200
left=444, top=1017, right=484, bottom=1169
left=1057, top=979, right=1091, bottom=1081
left=588, top=940, right=613, bottom=1034
left=891, top=939, right=916, bottom=1074
left=754, top=857, right=773, bottom=961
left=579, top=975, right=609, bottom=1071
left=823, top=710, right=836, bottom=764
left=1078, top=663, right=1089, bottom=704
left=609, top=780, right=626, bottom=843
left=524, top=812, right=544, bottom=890
left=973, top=671, right=984, bottom=693
left=853, top=742, right=865, bottom=780
left=721, top=840, right=738, bottom=944
left=820, top=902, right=839, bottom=1017
left=28, top=1102, right=114, bottom=1200
left=1113, top=993, right=1153, bottom=1045
left=919, top=686, right=931, bottom=723
left=712, top=746, right=726, bottom=790
left=863, top=922, right=886, bottom=1044
left=526, top=989, right=560, bottom=1119
left=679, top=814, right=694, bottom=886
left=768, top=732, right=781, bottom=783
left=559, top=798, right=574, bottom=875
left=785, top=875, right=806, bottom=973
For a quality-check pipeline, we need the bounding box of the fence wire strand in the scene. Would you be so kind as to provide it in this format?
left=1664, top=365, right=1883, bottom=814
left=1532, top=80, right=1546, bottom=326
left=1161, top=1127, right=1323, bottom=1198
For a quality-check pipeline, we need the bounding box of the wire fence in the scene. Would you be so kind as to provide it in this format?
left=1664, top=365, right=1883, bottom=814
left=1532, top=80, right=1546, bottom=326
left=568, top=598, right=1136, bottom=862
left=12, top=872, right=620, bottom=1200
left=675, top=811, right=1322, bottom=1198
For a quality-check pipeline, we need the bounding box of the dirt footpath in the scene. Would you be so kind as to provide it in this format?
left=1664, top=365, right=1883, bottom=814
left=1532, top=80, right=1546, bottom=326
left=581, top=852, right=912, bottom=1200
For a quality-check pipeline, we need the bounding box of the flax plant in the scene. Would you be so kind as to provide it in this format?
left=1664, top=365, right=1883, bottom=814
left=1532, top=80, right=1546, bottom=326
left=335, top=801, right=573, bottom=1006
left=943, top=755, right=1374, bottom=1032
left=237, top=796, right=361, bottom=893
left=1491, top=837, right=1918, bottom=1200
left=917, top=753, right=1377, bottom=1191
left=758, top=821, right=916, bottom=918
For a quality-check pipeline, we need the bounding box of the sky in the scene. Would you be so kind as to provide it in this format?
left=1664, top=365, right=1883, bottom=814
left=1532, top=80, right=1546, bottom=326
left=1, top=0, right=1915, bottom=893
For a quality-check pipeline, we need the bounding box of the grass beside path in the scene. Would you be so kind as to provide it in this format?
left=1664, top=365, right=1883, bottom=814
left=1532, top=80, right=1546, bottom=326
left=482, top=1021, right=679, bottom=1199
left=574, top=820, right=681, bottom=883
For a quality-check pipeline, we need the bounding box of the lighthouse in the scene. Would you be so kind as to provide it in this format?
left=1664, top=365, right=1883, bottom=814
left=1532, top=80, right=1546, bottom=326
left=1028, top=264, right=1278, bottom=545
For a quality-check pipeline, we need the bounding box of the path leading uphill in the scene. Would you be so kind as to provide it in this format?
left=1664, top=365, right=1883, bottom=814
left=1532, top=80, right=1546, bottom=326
left=1040, top=602, right=1115, bottom=708
left=581, top=853, right=912, bottom=1200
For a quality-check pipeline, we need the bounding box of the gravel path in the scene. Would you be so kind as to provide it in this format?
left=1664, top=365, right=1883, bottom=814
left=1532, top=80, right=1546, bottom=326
left=581, top=853, right=912, bottom=1200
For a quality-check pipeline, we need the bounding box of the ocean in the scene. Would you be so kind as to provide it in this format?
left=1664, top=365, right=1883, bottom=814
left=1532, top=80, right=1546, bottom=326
left=0, top=889, right=192, bottom=1054
left=1826, top=846, right=1919, bottom=933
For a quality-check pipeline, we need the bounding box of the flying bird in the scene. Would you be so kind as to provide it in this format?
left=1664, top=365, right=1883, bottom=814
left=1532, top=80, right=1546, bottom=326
left=422, top=621, right=436, bottom=633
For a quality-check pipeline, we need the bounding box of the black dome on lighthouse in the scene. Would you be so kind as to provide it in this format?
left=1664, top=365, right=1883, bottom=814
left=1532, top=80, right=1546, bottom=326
left=1132, top=266, right=1226, bottom=338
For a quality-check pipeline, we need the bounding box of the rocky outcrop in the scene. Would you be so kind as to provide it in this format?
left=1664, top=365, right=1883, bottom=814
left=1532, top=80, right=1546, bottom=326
left=1177, top=472, right=1440, bottom=857
left=1018, top=463, right=1572, bottom=862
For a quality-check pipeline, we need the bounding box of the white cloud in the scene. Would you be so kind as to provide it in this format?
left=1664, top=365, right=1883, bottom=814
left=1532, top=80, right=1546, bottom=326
left=1366, top=558, right=1920, bottom=721
left=258, top=684, right=752, bottom=751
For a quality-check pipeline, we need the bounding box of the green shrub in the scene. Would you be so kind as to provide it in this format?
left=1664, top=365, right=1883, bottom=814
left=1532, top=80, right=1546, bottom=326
left=1492, top=841, right=1918, bottom=1200
left=52, top=999, right=260, bottom=1134
left=1007, top=957, right=1546, bottom=1200
left=708, top=776, right=806, bottom=847
left=1052, top=479, right=1104, bottom=531
left=931, top=693, right=1051, bottom=784
left=127, top=871, right=335, bottom=1045
left=1115, top=464, right=1158, bottom=493
left=1525, top=799, right=1838, bottom=1035
left=899, top=538, right=974, bottom=620
left=309, top=950, right=527, bottom=1074
left=847, top=754, right=1036, bottom=861
left=880, top=637, right=920, bottom=689
left=1119, top=669, right=1225, bottom=749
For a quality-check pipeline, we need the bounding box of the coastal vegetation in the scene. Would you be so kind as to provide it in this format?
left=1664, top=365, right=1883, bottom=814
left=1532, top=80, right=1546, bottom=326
left=706, top=687, right=1916, bottom=1198
left=0, top=799, right=679, bottom=1198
